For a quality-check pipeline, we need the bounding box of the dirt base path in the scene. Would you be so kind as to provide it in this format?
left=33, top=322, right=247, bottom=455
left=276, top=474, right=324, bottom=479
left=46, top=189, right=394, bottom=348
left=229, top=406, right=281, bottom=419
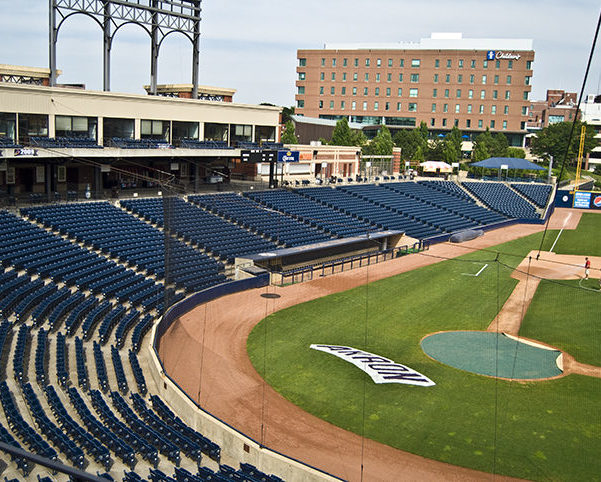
left=158, top=211, right=582, bottom=482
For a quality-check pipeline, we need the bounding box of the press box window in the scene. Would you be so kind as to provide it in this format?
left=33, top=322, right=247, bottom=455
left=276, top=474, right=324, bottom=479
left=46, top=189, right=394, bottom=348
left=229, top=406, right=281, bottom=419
left=141, top=119, right=169, bottom=140
left=55, top=115, right=98, bottom=139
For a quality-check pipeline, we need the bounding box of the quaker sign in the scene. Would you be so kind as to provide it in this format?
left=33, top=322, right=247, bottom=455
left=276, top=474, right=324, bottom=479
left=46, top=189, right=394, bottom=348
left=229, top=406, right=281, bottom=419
left=310, top=344, right=435, bottom=387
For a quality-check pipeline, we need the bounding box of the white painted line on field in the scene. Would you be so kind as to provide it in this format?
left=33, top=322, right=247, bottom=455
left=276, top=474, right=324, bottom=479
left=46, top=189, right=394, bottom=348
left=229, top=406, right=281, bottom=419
left=461, top=264, right=489, bottom=277
left=549, top=228, right=563, bottom=253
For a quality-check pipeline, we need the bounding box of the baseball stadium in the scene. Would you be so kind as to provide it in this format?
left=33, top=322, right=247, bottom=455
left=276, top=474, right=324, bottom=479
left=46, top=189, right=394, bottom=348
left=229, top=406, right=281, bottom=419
left=0, top=2, right=600, bottom=481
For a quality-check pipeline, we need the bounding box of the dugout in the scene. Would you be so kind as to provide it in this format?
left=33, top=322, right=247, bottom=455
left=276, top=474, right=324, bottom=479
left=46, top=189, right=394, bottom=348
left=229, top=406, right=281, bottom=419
left=236, top=230, right=406, bottom=278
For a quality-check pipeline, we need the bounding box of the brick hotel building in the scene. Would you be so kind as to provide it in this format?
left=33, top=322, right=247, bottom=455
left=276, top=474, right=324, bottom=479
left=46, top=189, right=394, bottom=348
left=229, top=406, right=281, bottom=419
left=295, top=33, right=534, bottom=145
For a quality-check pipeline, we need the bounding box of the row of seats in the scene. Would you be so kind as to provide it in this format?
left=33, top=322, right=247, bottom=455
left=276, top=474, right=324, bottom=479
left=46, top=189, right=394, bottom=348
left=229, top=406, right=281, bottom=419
left=510, top=183, right=553, bottom=208
left=29, top=136, right=103, bottom=149
left=178, top=139, right=233, bottom=149
left=462, top=181, right=540, bottom=219
left=110, top=137, right=173, bottom=149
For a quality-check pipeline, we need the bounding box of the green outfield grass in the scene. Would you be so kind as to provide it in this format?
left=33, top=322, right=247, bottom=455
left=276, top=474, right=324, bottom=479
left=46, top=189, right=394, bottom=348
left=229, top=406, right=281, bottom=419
left=247, top=231, right=601, bottom=481
left=545, top=213, right=601, bottom=257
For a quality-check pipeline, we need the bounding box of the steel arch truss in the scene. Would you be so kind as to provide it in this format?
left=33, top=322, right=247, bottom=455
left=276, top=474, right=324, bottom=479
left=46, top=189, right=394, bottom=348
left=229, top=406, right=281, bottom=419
left=49, top=0, right=202, bottom=96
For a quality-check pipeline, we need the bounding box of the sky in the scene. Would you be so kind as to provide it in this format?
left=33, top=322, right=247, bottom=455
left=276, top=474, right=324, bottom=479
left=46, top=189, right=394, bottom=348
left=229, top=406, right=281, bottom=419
left=0, top=1, right=600, bottom=106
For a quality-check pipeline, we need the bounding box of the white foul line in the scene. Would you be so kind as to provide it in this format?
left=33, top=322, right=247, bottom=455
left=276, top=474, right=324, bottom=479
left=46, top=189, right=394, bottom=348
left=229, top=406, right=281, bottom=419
left=461, top=264, right=489, bottom=277
left=549, top=211, right=572, bottom=253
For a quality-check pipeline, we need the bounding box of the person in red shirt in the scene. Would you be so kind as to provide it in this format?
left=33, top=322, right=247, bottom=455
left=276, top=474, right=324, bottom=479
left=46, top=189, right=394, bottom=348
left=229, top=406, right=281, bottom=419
left=584, top=257, right=591, bottom=280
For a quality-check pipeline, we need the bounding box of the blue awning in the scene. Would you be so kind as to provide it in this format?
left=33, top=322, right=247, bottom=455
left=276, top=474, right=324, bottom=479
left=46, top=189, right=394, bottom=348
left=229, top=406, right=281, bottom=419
left=470, top=157, right=546, bottom=170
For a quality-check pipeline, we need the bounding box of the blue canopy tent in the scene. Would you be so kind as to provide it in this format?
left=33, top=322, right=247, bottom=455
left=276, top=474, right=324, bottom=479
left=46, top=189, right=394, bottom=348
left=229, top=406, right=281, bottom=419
left=470, top=157, right=546, bottom=181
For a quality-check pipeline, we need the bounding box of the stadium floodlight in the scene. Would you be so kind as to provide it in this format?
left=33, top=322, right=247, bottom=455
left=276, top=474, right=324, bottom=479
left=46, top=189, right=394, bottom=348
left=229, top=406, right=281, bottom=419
left=49, top=0, right=202, bottom=97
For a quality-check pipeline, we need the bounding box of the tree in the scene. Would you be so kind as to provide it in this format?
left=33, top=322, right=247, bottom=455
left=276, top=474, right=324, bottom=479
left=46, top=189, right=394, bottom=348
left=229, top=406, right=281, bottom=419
left=281, top=120, right=298, bottom=144
left=530, top=121, right=599, bottom=164
left=281, top=106, right=295, bottom=124
left=506, top=147, right=526, bottom=158
left=393, top=129, right=424, bottom=160
left=445, top=126, right=463, bottom=162
left=472, top=140, right=490, bottom=163
left=425, top=138, right=445, bottom=161
left=330, top=118, right=353, bottom=146
left=350, top=129, right=368, bottom=147
left=472, top=129, right=494, bottom=161
left=491, top=133, right=509, bottom=157
left=362, top=126, right=393, bottom=156
left=417, top=121, right=429, bottom=144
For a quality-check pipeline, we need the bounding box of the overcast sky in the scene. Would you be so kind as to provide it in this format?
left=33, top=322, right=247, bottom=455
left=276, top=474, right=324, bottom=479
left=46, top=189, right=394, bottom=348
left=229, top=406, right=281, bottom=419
left=0, top=1, right=600, bottom=106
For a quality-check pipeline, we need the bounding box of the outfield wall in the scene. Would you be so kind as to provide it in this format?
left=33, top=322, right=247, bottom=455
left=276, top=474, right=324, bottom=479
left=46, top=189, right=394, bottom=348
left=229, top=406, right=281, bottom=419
left=150, top=276, right=343, bottom=482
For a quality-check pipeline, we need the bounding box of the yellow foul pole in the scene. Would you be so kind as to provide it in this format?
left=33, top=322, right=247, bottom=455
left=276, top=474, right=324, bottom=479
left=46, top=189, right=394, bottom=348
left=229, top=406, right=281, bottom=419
left=574, top=125, right=586, bottom=191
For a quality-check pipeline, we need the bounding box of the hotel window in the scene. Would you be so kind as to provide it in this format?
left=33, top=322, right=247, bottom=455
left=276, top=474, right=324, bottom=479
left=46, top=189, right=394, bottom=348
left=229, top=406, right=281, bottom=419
left=297, top=99, right=304, bottom=108
left=526, top=60, right=532, bottom=70
left=399, top=73, right=404, bottom=82
left=493, top=90, right=498, bottom=99
left=466, top=119, right=471, bottom=128
left=434, top=73, right=439, bottom=83
left=431, top=103, right=436, bottom=112
left=433, top=88, right=438, bottom=98
left=388, top=58, right=393, bottom=67
left=363, top=101, right=368, bottom=110
left=353, top=73, right=358, bottom=81
left=458, top=74, right=463, bottom=83
left=410, top=73, right=419, bottom=82
left=483, top=60, right=488, bottom=68
left=298, top=72, right=306, bottom=80
left=470, top=74, right=475, bottom=83
left=491, top=105, right=497, bottom=114
left=523, top=91, right=529, bottom=100
left=506, top=75, right=512, bottom=84
left=456, top=89, right=462, bottom=98
left=364, top=87, right=369, bottom=95
left=397, top=102, right=402, bottom=111
left=398, top=88, right=402, bottom=96
left=411, top=59, right=421, bottom=67
left=503, top=120, right=507, bottom=129
left=480, top=90, right=485, bottom=99
left=482, top=75, right=487, bottom=84
left=341, top=101, right=345, bottom=109
left=444, top=89, right=449, bottom=98
left=505, top=90, right=510, bottom=100
left=408, top=103, right=417, bottom=111
left=508, top=60, right=513, bottom=69
left=410, top=88, right=418, bottom=97
left=331, top=72, right=336, bottom=81
left=495, top=60, right=500, bottom=69
left=377, top=58, right=381, bottom=67
left=375, top=87, right=380, bottom=96
left=443, top=103, right=449, bottom=113
left=454, top=119, right=459, bottom=127
left=386, top=87, right=391, bottom=96
left=467, top=104, right=472, bottom=113
left=352, top=101, right=357, bottom=110
left=522, top=106, right=528, bottom=115
left=468, top=89, right=473, bottom=99
left=365, top=73, right=369, bottom=81
left=455, top=104, right=460, bottom=113
left=365, top=58, right=370, bottom=66
left=387, top=73, right=392, bottom=82
left=297, top=86, right=305, bottom=94
left=521, top=121, right=526, bottom=129
left=321, top=58, right=325, bottom=66
left=343, top=58, right=348, bottom=66
left=471, top=60, right=476, bottom=68
left=331, top=87, right=335, bottom=94
left=478, top=119, right=483, bottom=128
left=525, top=76, right=531, bottom=85
left=376, top=73, right=381, bottom=82
left=400, top=59, right=404, bottom=67
left=320, top=72, right=324, bottom=81
left=319, top=86, right=324, bottom=95
left=341, top=87, right=346, bottom=95
left=319, top=100, right=323, bottom=108
left=442, top=118, right=447, bottom=126
left=458, top=59, right=464, bottom=68
left=374, top=101, right=379, bottom=110
left=504, top=105, right=509, bottom=114
left=431, top=118, right=436, bottom=126
left=494, top=75, right=499, bottom=84
left=490, top=120, right=495, bottom=128
left=479, top=105, right=484, bottom=114
left=446, top=59, right=452, bottom=68
left=353, top=87, right=357, bottom=95
left=435, top=59, right=440, bottom=68
left=354, top=58, right=359, bottom=67
left=385, top=102, right=390, bottom=111
left=332, top=58, right=336, bottom=67
left=343, top=72, right=347, bottom=81
left=445, top=74, right=450, bottom=83
left=298, top=58, right=306, bottom=67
